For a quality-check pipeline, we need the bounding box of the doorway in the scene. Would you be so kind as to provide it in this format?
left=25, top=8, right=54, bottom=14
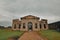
left=28, top=22, right=33, bottom=31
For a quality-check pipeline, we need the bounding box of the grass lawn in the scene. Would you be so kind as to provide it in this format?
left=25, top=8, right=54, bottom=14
left=0, top=29, right=24, bottom=40
left=39, top=30, right=60, bottom=40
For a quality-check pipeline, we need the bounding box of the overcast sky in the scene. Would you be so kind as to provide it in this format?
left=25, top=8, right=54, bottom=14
left=0, top=0, right=60, bottom=27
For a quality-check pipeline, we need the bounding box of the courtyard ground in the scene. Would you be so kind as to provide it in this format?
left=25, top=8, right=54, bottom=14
left=18, top=31, right=48, bottom=40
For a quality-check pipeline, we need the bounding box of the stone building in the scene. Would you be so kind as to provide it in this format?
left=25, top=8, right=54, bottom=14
left=48, top=21, right=60, bottom=30
left=12, top=15, right=48, bottom=31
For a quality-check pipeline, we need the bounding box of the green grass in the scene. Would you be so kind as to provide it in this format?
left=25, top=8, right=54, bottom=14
left=39, top=30, right=60, bottom=40
left=0, top=29, right=24, bottom=40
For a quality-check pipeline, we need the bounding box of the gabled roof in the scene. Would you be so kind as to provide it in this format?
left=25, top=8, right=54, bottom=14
left=21, top=15, right=40, bottom=19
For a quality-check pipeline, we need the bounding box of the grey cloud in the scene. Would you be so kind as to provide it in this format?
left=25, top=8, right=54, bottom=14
left=0, top=0, right=60, bottom=26
left=0, top=21, right=11, bottom=27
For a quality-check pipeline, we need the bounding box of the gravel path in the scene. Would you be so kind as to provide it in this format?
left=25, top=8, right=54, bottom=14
left=18, top=31, right=47, bottom=40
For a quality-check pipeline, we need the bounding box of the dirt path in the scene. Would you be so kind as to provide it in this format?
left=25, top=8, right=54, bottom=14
left=18, top=31, right=47, bottom=40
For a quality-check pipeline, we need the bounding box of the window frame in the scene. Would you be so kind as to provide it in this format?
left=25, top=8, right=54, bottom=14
left=19, top=24, right=21, bottom=29
left=14, top=24, right=16, bottom=29
left=40, top=24, right=41, bottom=29
left=44, top=24, right=46, bottom=28
left=35, top=23, right=37, bottom=29
left=23, top=23, right=25, bottom=29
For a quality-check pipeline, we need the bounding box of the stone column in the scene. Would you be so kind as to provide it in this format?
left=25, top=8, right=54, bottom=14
left=33, top=23, right=35, bottom=31
left=20, top=23, right=23, bottom=31
left=38, top=23, right=40, bottom=31
left=16, top=24, right=19, bottom=30
left=41, top=23, right=44, bottom=30
left=46, top=24, right=48, bottom=30
left=26, top=23, right=28, bottom=31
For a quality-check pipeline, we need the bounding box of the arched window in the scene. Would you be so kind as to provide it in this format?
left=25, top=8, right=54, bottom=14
left=44, top=24, right=46, bottom=28
left=40, top=24, right=41, bottom=29
left=14, top=24, right=16, bottom=29
left=19, top=24, right=21, bottom=29
left=35, top=23, right=37, bottom=28
left=23, top=23, right=25, bottom=29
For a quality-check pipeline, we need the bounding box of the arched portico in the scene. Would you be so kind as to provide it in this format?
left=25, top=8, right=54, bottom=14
left=28, top=22, right=33, bottom=31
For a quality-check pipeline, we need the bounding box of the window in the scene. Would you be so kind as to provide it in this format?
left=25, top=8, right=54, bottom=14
left=45, top=21, right=47, bottom=24
left=40, top=24, right=41, bottom=29
left=35, top=23, right=37, bottom=28
left=23, top=23, right=25, bottom=29
left=14, top=24, right=16, bottom=29
left=44, top=24, right=46, bottom=28
left=19, top=24, right=21, bottom=29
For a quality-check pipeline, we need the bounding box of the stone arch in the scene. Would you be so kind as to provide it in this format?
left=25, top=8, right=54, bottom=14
left=28, top=22, right=33, bottom=31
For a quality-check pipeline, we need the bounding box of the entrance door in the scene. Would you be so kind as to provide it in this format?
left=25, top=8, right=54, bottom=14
left=28, top=22, right=33, bottom=31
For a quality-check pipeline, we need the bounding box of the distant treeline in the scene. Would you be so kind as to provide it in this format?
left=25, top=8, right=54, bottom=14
left=0, top=26, right=11, bottom=29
